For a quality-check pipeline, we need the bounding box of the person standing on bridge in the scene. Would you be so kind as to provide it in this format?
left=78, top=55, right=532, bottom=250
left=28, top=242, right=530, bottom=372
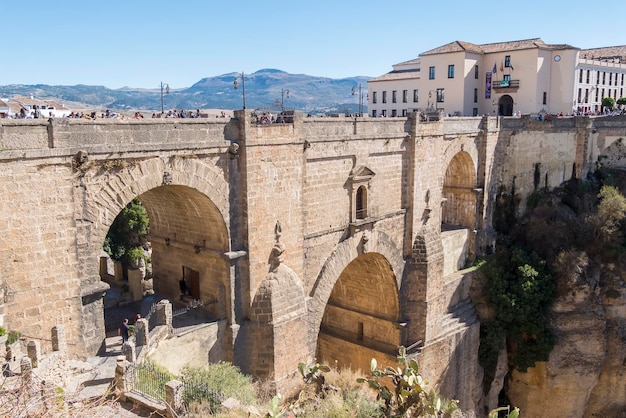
left=118, top=318, right=130, bottom=343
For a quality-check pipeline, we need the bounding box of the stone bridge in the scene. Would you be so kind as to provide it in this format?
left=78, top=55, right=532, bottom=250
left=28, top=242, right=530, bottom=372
left=1, top=112, right=625, bottom=410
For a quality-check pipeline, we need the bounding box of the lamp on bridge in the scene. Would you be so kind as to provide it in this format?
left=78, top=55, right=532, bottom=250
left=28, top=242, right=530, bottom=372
left=351, top=83, right=365, bottom=116
left=281, top=88, right=290, bottom=112
left=160, top=82, right=170, bottom=115
left=233, top=72, right=247, bottom=110
left=427, top=90, right=435, bottom=111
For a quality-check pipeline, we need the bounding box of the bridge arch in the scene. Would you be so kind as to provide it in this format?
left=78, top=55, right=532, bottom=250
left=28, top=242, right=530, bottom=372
left=309, top=230, right=405, bottom=370
left=81, top=156, right=233, bottom=347
left=441, top=150, right=478, bottom=229
left=86, top=157, right=230, bottom=246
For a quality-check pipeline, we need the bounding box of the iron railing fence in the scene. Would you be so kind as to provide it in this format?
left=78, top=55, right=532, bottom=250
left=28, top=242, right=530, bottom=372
left=127, top=361, right=171, bottom=405
left=182, top=379, right=223, bottom=413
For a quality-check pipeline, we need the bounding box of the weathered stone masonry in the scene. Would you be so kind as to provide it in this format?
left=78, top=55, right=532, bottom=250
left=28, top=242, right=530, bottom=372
left=1, top=113, right=625, bottom=409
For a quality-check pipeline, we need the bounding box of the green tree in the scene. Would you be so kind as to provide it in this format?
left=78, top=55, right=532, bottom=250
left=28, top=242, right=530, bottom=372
left=479, top=243, right=555, bottom=371
left=593, top=185, right=626, bottom=243
left=103, top=197, right=149, bottom=267
left=601, top=96, right=616, bottom=110
left=616, top=97, right=626, bottom=106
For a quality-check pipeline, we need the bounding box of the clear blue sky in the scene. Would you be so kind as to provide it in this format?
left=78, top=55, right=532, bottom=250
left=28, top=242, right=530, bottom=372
left=2, top=0, right=623, bottom=89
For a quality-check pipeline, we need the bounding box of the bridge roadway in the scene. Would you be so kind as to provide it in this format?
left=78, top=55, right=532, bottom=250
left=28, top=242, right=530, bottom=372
left=2, top=111, right=622, bottom=410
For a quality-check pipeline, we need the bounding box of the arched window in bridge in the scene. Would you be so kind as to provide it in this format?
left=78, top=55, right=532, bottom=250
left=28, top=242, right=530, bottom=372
left=348, top=165, right=375, bottom=224
left=356, top=185, right=367, bottom=220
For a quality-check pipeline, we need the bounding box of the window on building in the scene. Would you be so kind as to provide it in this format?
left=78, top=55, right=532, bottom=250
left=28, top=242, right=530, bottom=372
left=505, top=55, right=511, bottom=68
left=577, top=88, right=582, bottom=103
left=382, top=91, right=387, bottom=103
left=601, top=88, right=605, bottom=98
left=402, top=90, right=408, bottom=103
left=543, top=92, right=547, bottom=105
left=413, top=89, right=419, bottom=103
left=448, top=65, right=455, bottom=78
left=579, top=69, right=584, bottom=83
left=372, top=92, right=377, bottom=104
left=473, top=108, right=478, bottom=116
left=595, top=88, right=599, bottom=102
left=436, top=88, right=445, bottom=102
left=474, top=88, right=478, bottom=103
left=391, top=109, right=397, bottom=117
left=392, top=90, right=397, bottom=103
left=622, top=74, right=624, bottom=85
left=597, top=71, right=600, bottom=85
left=474, top=65, right=479, bottom=79
left=603, top=72, right=606, bottom=84
left=503, top=74, right=511, bottom=84
left=372, top=109, right=377, bottom=117
left=356, top=185, right=367, bottom=219
left=402, top=109, right=407, bottom=117
left=584, top=89, right=589, bottom=103
left=609, top=73, right=612, bottom=86
left=429, top=66, right=435, bottom=80
left=586, top=70, right=590, bottom=84
left=357, top=322, right=364, bottom=341
left=381, top=109, right=387, bottom=117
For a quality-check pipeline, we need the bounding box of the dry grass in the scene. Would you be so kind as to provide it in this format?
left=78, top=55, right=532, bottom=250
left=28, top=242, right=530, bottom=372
left=0, top=373, right=125, bottom=418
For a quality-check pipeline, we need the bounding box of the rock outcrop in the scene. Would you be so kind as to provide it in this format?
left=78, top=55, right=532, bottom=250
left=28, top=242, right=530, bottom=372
left=506, top=273, right=626, bottom=417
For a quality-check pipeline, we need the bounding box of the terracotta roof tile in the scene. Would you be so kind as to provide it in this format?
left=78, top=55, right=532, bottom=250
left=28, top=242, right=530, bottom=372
left=580, top=45, right=626, bottom=61
left=369, top=70, right=420, bottom=82
left=394, top=57, right=420, bottom=66
left=419, top=37, right=578, bottom=57
left=420, top=40, right=482, bottom=56
left=11, top=96, right=69, bottom=110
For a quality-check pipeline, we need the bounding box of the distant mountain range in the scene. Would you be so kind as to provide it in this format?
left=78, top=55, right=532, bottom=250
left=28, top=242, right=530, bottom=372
left=0, top=69, right=370, bottom=114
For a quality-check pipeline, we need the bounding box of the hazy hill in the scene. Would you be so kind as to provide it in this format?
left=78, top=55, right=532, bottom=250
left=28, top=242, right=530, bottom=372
left=0, top=69, right=370, bottom=114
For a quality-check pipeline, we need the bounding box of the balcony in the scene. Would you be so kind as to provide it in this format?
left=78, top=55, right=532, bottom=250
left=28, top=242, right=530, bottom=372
left=492, top=79, right=520, bottom=90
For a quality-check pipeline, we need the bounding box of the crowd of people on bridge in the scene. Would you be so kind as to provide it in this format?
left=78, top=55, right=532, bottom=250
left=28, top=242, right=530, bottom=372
left=7, top=106, right=228, bottom=120
left=151, top=109, right=204, bottom=118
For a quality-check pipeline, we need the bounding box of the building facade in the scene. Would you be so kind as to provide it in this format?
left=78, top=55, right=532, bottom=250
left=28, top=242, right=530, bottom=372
left=368, top=38, right=626, bottom=117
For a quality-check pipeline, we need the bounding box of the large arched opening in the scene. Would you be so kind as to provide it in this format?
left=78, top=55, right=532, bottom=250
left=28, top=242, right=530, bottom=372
left=498, top=95, right=514, bottom=116
left=99, top=183, right=231, bottom=360
left=316, top=252, right=401, bottom=372
left=441, top=151, right=477, bottom=275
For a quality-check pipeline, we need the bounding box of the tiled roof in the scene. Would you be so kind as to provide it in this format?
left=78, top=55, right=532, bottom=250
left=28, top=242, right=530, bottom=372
left=394, top=57, right=421, bottom=66
left=11, top=96, right=69, bottom=110
left=420, top=38, right=578, bottom=56
left=369, top=70, right=420, bottom=82
left=421, top=40, right=483, bottom=56
left=7, top=102, right=24, bottom=113
left=580, top=45, right=626, bottom=61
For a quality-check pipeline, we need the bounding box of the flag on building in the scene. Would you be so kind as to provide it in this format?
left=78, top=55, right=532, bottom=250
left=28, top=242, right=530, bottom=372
left=493, top=62, right=497, bottom=74
left=500, top=62, right=504, bottom=72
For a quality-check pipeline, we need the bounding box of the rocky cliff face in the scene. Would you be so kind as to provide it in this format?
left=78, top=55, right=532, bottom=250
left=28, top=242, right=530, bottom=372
left=505, top=269, right=626, bottom=417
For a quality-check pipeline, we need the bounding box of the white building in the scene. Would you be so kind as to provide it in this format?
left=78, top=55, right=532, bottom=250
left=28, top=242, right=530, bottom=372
left=367, top=58, right=420, bottom=118
left=368, top=38, right=626, bottom=117
left=8, top=96, right=72, bottom=118
left=0, top=99, right=9, bottom=118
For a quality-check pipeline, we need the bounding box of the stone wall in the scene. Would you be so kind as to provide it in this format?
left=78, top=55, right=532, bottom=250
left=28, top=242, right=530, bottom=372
left=2, top=114, right=624, bottom=411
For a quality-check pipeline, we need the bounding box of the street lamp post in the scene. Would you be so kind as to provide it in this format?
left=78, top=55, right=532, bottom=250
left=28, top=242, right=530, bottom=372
left=427, top=90, right=434, bottom=111
left=281, top=88, right=290, bottom=112
left=352, top=83, right=365, bottom=116
left=233, top=72, right=246, bottom=110
left=160, top=82, right=170, bottom=115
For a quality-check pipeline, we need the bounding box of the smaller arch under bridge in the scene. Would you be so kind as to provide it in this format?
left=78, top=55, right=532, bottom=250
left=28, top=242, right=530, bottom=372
left=5, top=111, right=607, bottom=408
